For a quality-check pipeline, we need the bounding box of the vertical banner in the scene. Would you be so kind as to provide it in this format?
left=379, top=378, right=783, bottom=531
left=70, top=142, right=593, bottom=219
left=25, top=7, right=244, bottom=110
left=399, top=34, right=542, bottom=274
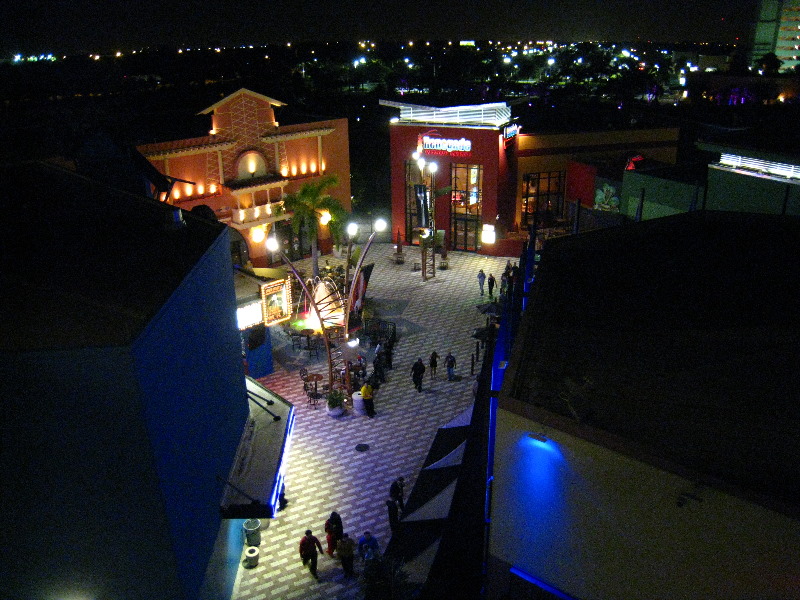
left=415, top=184, right=430, bottom=228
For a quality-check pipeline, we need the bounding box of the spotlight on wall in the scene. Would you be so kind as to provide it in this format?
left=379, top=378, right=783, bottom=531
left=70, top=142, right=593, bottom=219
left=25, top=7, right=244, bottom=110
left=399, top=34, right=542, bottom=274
left=528, top=432, right=548, bottom=443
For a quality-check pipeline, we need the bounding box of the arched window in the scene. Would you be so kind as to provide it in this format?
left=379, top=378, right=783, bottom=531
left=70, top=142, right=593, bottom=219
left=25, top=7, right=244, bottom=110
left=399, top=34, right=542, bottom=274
left=237, top=151, right=267, bottom=179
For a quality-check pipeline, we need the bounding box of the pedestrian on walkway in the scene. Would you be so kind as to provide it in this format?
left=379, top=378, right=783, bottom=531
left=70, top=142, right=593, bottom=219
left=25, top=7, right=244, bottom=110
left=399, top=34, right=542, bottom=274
left=373, top=351, right=387, bottom=383
left=358, top=530, right=381, bottom=561
left=385, top=339, right=394, bottom=369
left=411, top=358, right=425, bottom=392
left=477, top=269, right=486, bottom=295
left=324, top=511, right=344, bottom=556
left=445, top=352, right=457, bottom=381
left=337, top=533, right=356, bottom=577
left=361, top=380, right=376, bottom=417
left=299, top=529, right=324, bottom=578
left=386, top=498, right=400, bottom=531
left=389, top=476, right=405, bottom=512
left=429, top=351, right=439, bottom=379
left=487, top=273, right=496, bottom=298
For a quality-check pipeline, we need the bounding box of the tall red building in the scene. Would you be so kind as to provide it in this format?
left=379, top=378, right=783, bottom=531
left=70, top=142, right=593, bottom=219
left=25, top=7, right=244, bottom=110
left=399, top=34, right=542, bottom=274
left=382, top=100, right=517, bottom=256
left=139, top=88, right=351, bottom=266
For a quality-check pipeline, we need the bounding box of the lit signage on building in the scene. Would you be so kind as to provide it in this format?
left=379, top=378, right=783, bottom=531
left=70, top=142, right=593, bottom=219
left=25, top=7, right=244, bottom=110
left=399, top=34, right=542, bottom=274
left=503, top=124, right=520, bottom=140
left=418, top=130, right=472, bottom=156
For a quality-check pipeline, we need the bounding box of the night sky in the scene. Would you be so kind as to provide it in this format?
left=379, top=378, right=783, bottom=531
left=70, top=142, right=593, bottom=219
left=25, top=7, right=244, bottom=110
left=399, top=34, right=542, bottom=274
left=4, top=0, right=760, bottom=55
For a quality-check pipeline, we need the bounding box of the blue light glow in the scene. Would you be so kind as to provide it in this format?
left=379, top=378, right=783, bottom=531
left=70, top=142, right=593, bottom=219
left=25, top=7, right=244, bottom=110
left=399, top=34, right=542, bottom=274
left=268, top=407, right=295, bottom=514
left=510, top=566, right=577, bottom=600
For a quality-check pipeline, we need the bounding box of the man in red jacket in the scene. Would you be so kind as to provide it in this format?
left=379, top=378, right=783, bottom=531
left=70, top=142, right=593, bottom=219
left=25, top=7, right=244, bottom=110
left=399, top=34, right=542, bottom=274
left=299, top=529, right=324, bottom=578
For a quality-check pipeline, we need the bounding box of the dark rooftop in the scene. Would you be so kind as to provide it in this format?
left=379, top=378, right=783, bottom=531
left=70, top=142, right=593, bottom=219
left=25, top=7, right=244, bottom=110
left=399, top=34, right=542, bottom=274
left=508, top=210, right=800, bottom=513
left=0, top=162, right=226, bottom=352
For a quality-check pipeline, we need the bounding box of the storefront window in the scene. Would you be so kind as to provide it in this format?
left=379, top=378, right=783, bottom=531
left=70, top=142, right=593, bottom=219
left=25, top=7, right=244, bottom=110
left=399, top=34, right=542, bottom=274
left=522, top=171, right=566, bottom=228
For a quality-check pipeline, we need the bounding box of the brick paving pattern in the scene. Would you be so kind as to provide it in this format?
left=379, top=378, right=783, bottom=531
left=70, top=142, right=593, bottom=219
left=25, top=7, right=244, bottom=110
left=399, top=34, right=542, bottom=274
left=232, top=243, right=512, bottom=600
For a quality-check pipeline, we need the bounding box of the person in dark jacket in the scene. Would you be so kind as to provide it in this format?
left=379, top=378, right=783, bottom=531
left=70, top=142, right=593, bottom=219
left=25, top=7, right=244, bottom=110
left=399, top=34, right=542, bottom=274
left=389, top=476, right=405, bottom=512
left=324, top=511, right=344, bottom=556
left=299, top=529, right=324, bottom=578
left=487, top=273, right=496, bottom=297
left=337, top=533, right=356, bottom=577
left=411, top=358, right=425, bottom=392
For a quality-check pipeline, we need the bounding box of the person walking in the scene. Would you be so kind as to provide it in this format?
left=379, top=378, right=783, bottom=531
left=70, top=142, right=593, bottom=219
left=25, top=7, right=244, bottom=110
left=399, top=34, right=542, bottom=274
left=445, top=352, right=457, bottom=381
left=337, top=532, right=356, bottom=577
left=477, top=269, right=486, bottom=295
left=361, top=380, right=376, bottom=417
left=411, top=358, right=425, bottom=392
left=389, top=476, right=405, bottom=512
left=324, top=511, right=344, bottom=556
left=373, top=351, right=387, bottom=383
left=487, top=273, right=496, bottom=298
left=429, top=351, right=439, bottom=379
left=299, top=529, right=324, bottom=578
left=386, top=499, right=400, bottom=531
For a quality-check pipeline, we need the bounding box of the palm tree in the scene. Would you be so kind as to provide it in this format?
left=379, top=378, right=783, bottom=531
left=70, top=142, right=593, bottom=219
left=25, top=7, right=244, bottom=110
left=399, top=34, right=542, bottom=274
left=282, top=174, right=346, bottom=278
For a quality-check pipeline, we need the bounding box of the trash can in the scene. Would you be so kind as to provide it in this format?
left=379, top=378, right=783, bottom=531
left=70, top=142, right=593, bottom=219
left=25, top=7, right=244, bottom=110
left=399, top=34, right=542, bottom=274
left=243, top=518, right=261, bottom=546
left=244, top=546, right=260, bottom=568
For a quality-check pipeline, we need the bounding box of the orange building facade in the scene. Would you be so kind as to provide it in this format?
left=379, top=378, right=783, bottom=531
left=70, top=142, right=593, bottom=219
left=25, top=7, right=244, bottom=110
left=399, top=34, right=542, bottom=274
left=138, top=88, right=351, bottom=266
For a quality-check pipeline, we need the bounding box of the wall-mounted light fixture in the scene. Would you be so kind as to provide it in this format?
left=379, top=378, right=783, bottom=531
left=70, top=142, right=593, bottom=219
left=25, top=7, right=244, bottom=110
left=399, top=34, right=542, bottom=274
left=481, top=224, right=496, bottom=244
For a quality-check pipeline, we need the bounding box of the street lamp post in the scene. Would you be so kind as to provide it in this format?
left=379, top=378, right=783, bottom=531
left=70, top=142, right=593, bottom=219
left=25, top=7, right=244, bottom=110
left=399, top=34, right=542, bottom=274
left=344, top=222, right=359, bottom=297
left=412, top=152, right=438, bottom=281
left=266, top=217, right=387, bottom=393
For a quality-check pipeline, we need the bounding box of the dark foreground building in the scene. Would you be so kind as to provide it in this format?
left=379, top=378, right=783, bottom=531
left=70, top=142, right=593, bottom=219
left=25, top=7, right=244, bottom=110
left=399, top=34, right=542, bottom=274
left=0, top=162, right=293, bottom=600
left=489, top=211, right=800, bottom=599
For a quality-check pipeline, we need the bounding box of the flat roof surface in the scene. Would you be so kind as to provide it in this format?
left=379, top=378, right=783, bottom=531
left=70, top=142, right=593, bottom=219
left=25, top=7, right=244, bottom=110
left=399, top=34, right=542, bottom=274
left=509, top=211, right=800, bottom=509
left=0, top=162, right=226, bottom=352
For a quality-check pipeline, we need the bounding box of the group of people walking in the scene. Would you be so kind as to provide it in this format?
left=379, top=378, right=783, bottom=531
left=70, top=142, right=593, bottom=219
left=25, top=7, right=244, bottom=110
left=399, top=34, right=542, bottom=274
left=299, top=512, right=381, bottom=579
left=300, top=475, right=407, bottom=580
left=411, top=351, right=457, bottom=392
left=477, top=261, right=520, bottom=299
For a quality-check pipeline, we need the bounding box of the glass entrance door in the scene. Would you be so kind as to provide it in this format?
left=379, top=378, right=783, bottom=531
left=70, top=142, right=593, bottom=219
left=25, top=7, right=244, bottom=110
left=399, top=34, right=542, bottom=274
left=451, top=212, right=481, bottom=251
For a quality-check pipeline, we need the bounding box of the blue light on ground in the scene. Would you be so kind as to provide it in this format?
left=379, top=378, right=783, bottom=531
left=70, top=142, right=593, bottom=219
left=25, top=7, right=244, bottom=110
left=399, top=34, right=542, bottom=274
left=510, top=566, right=578, bottom=600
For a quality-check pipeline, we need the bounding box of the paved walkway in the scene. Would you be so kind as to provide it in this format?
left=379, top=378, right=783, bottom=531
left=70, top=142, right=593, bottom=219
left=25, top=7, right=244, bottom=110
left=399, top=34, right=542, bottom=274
left=232, top=243, right=513, bottom=600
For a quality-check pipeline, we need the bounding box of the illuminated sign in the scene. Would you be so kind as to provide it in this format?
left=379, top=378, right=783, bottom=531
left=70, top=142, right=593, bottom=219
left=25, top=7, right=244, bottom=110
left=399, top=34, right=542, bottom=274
left=237, top=302, right=263, bottom=330
left=418, top=130, right=472, bottom=156
left=503, top=124, right=520, bottom=140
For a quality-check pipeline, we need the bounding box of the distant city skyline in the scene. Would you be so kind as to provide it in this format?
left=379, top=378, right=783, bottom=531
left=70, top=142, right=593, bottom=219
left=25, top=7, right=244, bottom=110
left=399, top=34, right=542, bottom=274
left=3, top=0, right=760, bottom=56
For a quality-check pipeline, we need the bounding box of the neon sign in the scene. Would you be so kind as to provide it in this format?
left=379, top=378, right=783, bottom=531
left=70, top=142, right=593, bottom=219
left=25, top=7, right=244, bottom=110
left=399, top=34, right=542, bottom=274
left=503, top=124, right=520, bottom=140
left=417, top=130, right=472, bottom=156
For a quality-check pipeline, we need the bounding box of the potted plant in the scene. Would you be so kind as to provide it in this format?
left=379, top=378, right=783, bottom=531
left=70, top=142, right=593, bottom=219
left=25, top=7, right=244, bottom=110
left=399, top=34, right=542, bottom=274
left=326, top=388, right=346, bottom=417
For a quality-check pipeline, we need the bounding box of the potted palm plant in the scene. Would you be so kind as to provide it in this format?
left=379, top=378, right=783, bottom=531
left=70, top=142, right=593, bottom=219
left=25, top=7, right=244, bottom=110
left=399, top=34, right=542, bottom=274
left=326, top=388, right=346, bottom=417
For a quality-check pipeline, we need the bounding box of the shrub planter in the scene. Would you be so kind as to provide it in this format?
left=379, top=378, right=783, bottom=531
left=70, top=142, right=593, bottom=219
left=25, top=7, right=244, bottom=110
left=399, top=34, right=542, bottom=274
left=326, top=389, right=346, bottom=417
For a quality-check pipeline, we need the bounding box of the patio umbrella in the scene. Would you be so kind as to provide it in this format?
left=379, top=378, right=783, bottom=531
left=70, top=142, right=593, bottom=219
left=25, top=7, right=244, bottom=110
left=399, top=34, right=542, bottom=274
left=476, top=301, right=501, bottom=316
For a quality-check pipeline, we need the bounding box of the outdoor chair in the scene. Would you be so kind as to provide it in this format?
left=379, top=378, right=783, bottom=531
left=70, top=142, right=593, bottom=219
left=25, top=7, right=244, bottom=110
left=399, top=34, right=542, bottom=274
left=306, top=389, right=322, bottom=409
left=291, top=333, right=304, bottom=351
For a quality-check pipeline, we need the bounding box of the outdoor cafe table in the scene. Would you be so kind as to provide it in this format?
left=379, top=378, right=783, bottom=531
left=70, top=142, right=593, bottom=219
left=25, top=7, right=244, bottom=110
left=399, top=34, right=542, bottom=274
left=306, top=373, right=324, bottom=394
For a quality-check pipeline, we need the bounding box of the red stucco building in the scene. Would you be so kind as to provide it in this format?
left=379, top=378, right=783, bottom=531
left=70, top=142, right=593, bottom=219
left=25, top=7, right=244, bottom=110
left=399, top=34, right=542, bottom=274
left=139, top=88, right=351, bottom=266
left=382, top=100, right=679, bottom=256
